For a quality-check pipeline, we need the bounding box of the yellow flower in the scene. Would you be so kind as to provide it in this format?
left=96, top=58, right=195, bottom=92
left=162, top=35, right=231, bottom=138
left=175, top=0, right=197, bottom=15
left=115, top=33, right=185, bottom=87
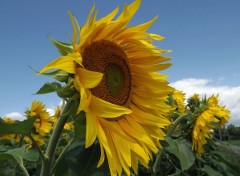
left=27, top=100, right=52, bottom=137
left=51, top=106, right=74, bottom=130
left=39, top=0, right=172, bottom=175
left=208, top=95, right=230, bottom=127
left=192, top=95, right=230, bottom=156
left=24, top=134, right=45, bottom=150
left=0, top=117, right=20, bottom=142
left=172, top=90, right=186, bottom=114
left=192, top=94, right=200, bottom=104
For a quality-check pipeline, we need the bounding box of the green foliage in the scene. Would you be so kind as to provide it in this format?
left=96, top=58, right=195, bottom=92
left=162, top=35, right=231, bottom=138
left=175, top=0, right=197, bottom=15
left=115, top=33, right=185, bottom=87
left=40, top=70, right=69, bottom=83
left=165, top=137, right=195, bottom=171
left=53, top=141, right=109, bottom=176
left=35, top=82, right=62, bottom=95
left=49, top=37, right=73, bottom=56
left=0, top=144, right=40, bottom=176
left=74, top=111, right=86, bottom=140
left=0, top=118, right=36, bottom=136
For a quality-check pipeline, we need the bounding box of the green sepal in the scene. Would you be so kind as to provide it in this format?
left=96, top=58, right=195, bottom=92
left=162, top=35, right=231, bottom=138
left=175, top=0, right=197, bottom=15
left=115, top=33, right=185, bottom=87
left=35, top=82, right=62, bottom=94
left=57, top=77, right=76, bottom=98
left=29, top=66, right=69, bottom=82
left=0, top=118, right=36, bottom=136
left=40, top=70, right=69, bottom=83
left=165, top=137, right=195, bottom=171
left=49, top=37, right=73, bottom=56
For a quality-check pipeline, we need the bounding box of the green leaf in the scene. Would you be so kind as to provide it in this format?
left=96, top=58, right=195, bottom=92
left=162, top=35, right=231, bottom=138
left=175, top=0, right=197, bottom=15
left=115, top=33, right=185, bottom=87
left=0, top=145, right=31, bottom=175
left=201, top=165, right=222, bottom=176
left=49, top=37, right=73, bottom=56
left=22, top=149, right=39, bottom=162
left=165, top=137, right=195, bottom=171
left=35, top=82, right=62, bottom=94
left=0, top=118, right=36, bottom=136
left=54, top=141, right=110, bottom=176
left=0, top=144, right=28, bottom=164
left=0, top=139, right=13, bottom=146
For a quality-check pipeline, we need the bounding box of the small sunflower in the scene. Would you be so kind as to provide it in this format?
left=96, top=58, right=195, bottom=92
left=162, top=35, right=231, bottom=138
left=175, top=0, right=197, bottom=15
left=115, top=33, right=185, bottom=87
left=24, top=134, right=45, bottom=150
left=192, top=95, right=230, bottom=156
left=172, top=89, right=186, bottom=114
left=0, top=117, right=20, bottom=142
left=192, top=93, right=200, bottom=103
left=26, top=100, right=52, bottom=137
left=39, top=0, right=172, bottom=175
left=51, top=106, right=74, bottom=130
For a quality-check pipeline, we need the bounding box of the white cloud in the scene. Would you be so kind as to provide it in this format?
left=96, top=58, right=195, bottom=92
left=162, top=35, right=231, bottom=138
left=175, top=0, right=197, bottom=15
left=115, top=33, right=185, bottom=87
left=3, top=112, right=26, bottom=121
left=171, top=78, right=240, bottom=125
left=47, top=108, right=55, bottom=116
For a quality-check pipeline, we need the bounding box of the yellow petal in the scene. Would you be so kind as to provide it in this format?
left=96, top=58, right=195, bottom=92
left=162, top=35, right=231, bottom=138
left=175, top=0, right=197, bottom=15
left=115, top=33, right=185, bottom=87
left=97, top=143, right=105, bottom=167
left=148, top=33, right=165, bottom=40
left=74, top=77, right=91, bottom=113
left=130, top=15, right=158, bottom=31
left=90, top=95, right=132, bottom=118
left=75, top=67, right=103, bottom=88
left=97, top=6, right=119, bottom=24
left=117, top=0, right=141, bottom=24
left=38, top=53, right=82, bottom=75
left=85, top=110, right=97, bottom=148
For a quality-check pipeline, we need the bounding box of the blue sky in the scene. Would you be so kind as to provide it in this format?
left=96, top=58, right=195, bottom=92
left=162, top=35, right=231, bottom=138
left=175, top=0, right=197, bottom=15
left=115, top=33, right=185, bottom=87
left=1, top=0, right=240, bottom=124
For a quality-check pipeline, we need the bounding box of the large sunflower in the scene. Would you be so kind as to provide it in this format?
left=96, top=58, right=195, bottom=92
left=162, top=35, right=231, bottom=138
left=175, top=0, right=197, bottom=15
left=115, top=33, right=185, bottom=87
left=192, top=95, right=230, bottom=156
left=39, top=0, right=172, bottom=175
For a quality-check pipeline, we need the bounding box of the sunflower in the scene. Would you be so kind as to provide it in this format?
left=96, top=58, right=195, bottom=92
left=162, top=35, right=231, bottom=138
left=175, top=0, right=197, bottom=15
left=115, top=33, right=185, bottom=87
left=192, top=93, right=200, bottom=103
left=51, top=106, right=74, bottom=130
left=26, top=100, right=52, bottom=137
left=192, top=95, right=230, bottom=156
left=172, top=89, right=186, bottom=114
left=39, top=0, right=172, bottom=175
left=0, top=117, right=20, bottom=142
left=24, top=134, right=45, bottom=150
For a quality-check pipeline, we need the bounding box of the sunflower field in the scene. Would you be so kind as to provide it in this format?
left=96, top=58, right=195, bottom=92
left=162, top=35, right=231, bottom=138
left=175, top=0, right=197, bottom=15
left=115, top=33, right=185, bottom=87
left=0, top=0, right=239, bottom=176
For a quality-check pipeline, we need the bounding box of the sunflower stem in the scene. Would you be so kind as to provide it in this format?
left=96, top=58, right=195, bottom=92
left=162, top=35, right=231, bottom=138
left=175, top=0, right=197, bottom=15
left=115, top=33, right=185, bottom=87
left=27, top=134, right=46, bottom=163
left=40, top=101, right=71, bottom=176
left=19, top=163, right=30, bottom=176
left=152, top=114, right=186, bottom=175
left=52, top=138, right=74, bottom=174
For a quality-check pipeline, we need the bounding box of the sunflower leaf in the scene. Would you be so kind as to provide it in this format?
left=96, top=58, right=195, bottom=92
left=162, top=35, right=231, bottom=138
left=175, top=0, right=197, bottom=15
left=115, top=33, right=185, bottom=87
left=49, top=37, right=73, bottom=56
left=0, top=145, right=31, bottom=175
left=0, top=118, right=36, bottom=136
left=165, top=137, right=195, bottom=171
left=35, top=82, right=62, bottom=94
left=201, top=165, right=223, bottom=176
left=53, top=141, right=109, bottom=176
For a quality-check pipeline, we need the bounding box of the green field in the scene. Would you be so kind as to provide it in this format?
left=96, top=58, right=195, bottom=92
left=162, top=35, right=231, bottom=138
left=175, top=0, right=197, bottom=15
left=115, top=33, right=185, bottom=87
left=217, top=140, right=240, bottom=168
left=223, top=140, right=240, bottom=147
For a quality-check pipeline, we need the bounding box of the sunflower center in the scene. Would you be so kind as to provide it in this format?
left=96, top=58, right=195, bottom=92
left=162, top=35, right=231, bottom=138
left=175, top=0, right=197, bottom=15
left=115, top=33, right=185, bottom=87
left=82, top=40, right=131, bottom=106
